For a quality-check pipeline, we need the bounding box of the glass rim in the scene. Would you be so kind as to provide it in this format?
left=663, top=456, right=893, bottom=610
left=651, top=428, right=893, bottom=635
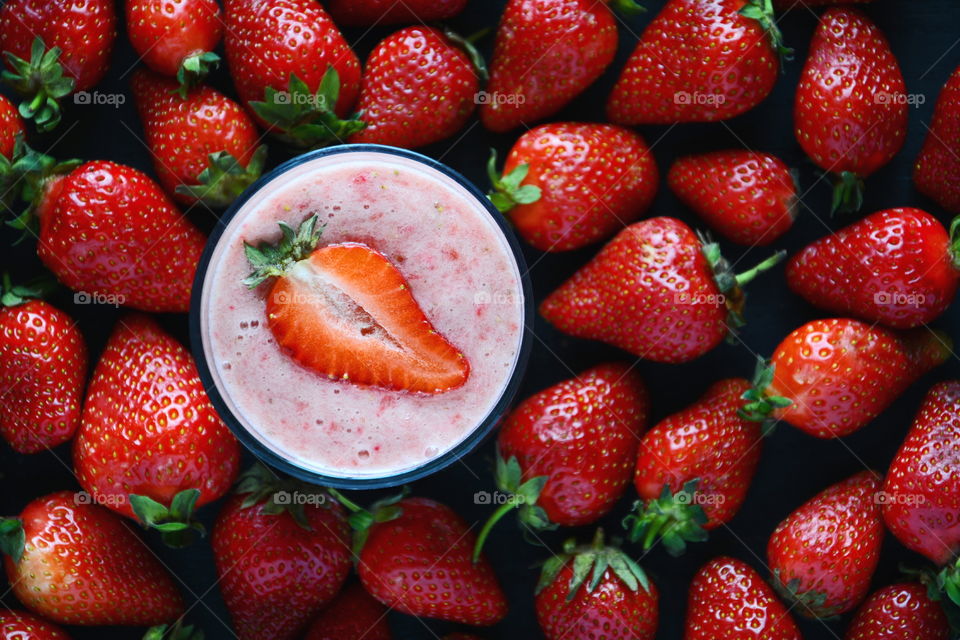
left=188, top=143, right=534, bottom=490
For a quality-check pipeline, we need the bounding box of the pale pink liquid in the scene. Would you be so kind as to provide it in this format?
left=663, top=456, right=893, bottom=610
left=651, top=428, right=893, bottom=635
left=199, top=151, right=525, bottom=479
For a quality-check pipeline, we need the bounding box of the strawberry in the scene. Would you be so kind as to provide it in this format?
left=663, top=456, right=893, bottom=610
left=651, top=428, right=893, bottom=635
left=606, top=0, right=786, bottom=125
left=0, top=610, right=70, bottom=639
left=742, top=319, right=950, bottom=438
left=0, top=277, right=86, bottom=454
left=243, top=214, right=469, bottom=393
left=73, top=314, right=240, bottom=545
left=332, top=492, right=508, bottom=625
left=223, top=0, right=363, bottom=149
left=480, top=0, right=641, bottom=133
left=326, top=0, right=467, bottom=26
left=767, top=471, right=884, bottom=618
left=0, top=0, right=116, bottom=131
left=126, top=0, right=222, bottom=94
left=349, top=26, right=482, bottom=149
left=473, top=363, right=649, bottom=558
left=304, top=582, right=391, bottom=640
left=212, top=465, right=352, bottom=640
left=0, top=491, right=183, bottom=625
left=131, top=69, right=266, bottom=208
left=795, top=8, right=906, bottom=213
left=535, top=530, right=658, bottom=640
left=685, top=556, right=802, bottom=640
left=845, top=582, right=949, bottom=640
left=915, top=61, right=960, bottom=213
left=26, top=159, right=206, bottom=313
left=540, top=217, right=784, bottom=363
left=488, top=123, right=658, bottom=252
left=787, top=208, right=960, bottom=329
left=0, top=93, right=24, bottom=160
left=627, top=379, right=761, bottom=556
left=668, top=150, right=797, bottom=246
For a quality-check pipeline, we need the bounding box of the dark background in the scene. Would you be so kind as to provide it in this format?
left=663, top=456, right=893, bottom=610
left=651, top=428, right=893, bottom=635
left=2, top=0, right=960, bottom=638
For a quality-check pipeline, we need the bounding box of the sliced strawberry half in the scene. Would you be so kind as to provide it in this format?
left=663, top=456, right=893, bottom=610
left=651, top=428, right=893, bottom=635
left=245, top=215, right=469, bottom=393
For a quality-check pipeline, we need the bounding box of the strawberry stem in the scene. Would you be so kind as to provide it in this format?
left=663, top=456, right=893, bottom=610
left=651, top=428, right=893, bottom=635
left=739, top=356, right=793, bottom=430
left=734, top=250, right=787, bottom=288
left=0, top=517, right=25, bottom=563
left=472, top=502, right=516, bottom=563
left=130, top=489, right=206, bottom=548
left=443, top=28, right=489, bottom=81
left=327, top=488, right=407, bottom=559
left=701, top=234, right=784, bottom=329
left=243, top=213, right=325, bottom=287
left=622, top=480, right=709, bottom=557
left=175, top=145, right=267, bottom=208
left=609, top=0, right=646, bottom=15
left=486, top=148, right=542, bottom=214
left=832, top=170, right=865, bottom=214
left=175, top=51, right=220, bottom=99
left=1, top=37, right=75, bottom=133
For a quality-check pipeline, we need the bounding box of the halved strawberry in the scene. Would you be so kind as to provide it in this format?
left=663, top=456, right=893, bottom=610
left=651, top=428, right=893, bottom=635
left=244, top=215, right=469, bottom=393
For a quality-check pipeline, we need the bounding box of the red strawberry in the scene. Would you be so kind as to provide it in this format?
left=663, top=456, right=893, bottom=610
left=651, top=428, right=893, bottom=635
left=473, top=363, right=649, bottom=558
left=131, top=69, right=266, bottom=208
left=223, top=0, right=363, bottom=148
left=488, top=123, right=658, bottom=252
left=787, top=208, right=960, bottom=329
left=326, top=0, right=467, bottom=26
left=795, top=8, right=906, bottom=213
left=244, top=215, right=469, bottom=393
left=0, top=93, right=24, bottom=159
left=0, top=278, right=86, bottom=454
left=480, top=0, right=639, bottom=132
left=0, top=0, right=116, bottom=131
left=304, top=582, right=391, bottom=640
left=628, top=379, right=761, bottom=555
left=336, top=493, right=508, bottom=625
left=212, top=465, right=352, bottom=640
left=540, top=217, right=784, bottom=363
left=742, top=319, right=950, bottom=438
left=126, top=0, right=222, bottom=93
left=685, top=557, right=802, bottom=640
left=30, top=160, right=206, bottom=313
left=73, top=314, right=240, bottom=544
left=0, top=610, right=70, bottom=639
left=845, top=582, right=949, bottom=640
left=915, top=61, right=960, bottom=213
left=606, top=0, right=786, bottom=125
left=0, top=491, right=184, bottom=625
left=350, top=26, right=482, bottom=149
left=767, top=471, right=884, bottom=618
left=668, top=150, right=797, bottom=246
left=535, top=530, right=658, bottom=640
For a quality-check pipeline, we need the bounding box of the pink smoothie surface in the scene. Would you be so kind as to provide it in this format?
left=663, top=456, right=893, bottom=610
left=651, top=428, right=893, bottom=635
left=200, top=151, right=526, bottom=479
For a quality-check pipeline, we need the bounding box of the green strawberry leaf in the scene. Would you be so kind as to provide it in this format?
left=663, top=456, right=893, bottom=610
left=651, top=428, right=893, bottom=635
left=130, top=489, right=206, bottom=548
left=242, top=213, right=325, bottom=287
left=486, top=148, right=542, bottom=214
left=2, top=37, right=75, bottom=133
left=0, top=517, right=25, bottom=563
left=175, top=146, right=267, bottom=209
left=175, top=51, right=220, bottom=99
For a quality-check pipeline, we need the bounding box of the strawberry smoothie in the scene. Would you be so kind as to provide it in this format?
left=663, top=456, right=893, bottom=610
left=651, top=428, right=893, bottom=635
left=194, top=147, right=529, bottom=484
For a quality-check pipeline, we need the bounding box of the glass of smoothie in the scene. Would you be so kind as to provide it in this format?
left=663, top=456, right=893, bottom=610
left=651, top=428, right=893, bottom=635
left=190, top=145, right=532, bottom=489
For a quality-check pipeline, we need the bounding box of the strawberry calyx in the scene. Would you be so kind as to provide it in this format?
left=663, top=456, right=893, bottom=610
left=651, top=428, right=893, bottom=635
left=607, top=0, right=647, bottom=15
left=738, top=0, right=793, bottom=65
left=486, top=148, right=542, bottom=213
left=144, top=620, right=205, bottom=640
left=0, top=272, right=57, bottom=307
left=442, top=27, right=489, bottom=82
left=948, top=216, right=960, bottom=271
left=535, top=529, right=651, bottom=601
left=701, top=234, right=785, bottom=329
left=0, top=517, right=25, bottom=563
left=175, top=51, right=221, bottom=100
left=175, top=145, right=267, bottom=209
left=3, top=139, right=80, bottom=237
left=235, top=463, right=331, bottom=531
left=250, top=67, right=366, bottom=150
left=622, top=479, right=709, bottom=557
left=327, top=488, right=407, bottom=559
left=243, top=214, right=325, bottom=288
left=472, top=454, right=553, bottom=563
left=739, top=356, right=792, bottom=431
left=771, top=570, right=840, bottom=619
left=832, top=170, right=865, bottom=214
left=1, top=37, right=76, bottom=133
left=130, top=489, right=206, bottom=549
left=906, top=562, right=960, bottom=633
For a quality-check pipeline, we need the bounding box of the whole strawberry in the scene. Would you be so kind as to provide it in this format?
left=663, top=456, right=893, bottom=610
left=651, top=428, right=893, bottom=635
left=915, top=61, right=960, bottom=213
left=304, top=582, right=391, bottom=640
left=350, top=26, right=482, bottom=149
left=787, top=208, right=960, bottom=329
left=326, top=0, right=467, bottom=25
left=540, top=217, right=784, bottom=363
left=488, top=123, right=658, bottom=251
left=126, top=0, right=222, bottom=93
left=628, top=379, right=761, bottom=555
left=0, top=93, right=24, bottom=160
left=767, top=471, right=884, bottom=618
left=845, top=582, right=949, bottom=640
left=0, top=491, right=184, bottom=625
left=212, top=465, right=352, bottom=640
left=0, top=610, right=70, bottom=639
left=535, top=530, right=658, bottom=640
left=795, top=8, right=906, bottom=213
left=132, top=69, right=265, bottom=208
left=73, top=314, right=240, bottom=544
left=0, top=0, right=116, bottom=131
left=742, top=319, right=949, bottom=438
left=480, top=0, right=639, bottom=132
left=473, top=363, right=649, bottom=559
left=223, top=0, right=363, bottom=148
left=668, top=150, right=796, bottom=246
left=607, top=0, right=786, bottom=125
left=0, top=277, right=86, bottom=453
left=685, top=557, right=801, bottom=640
